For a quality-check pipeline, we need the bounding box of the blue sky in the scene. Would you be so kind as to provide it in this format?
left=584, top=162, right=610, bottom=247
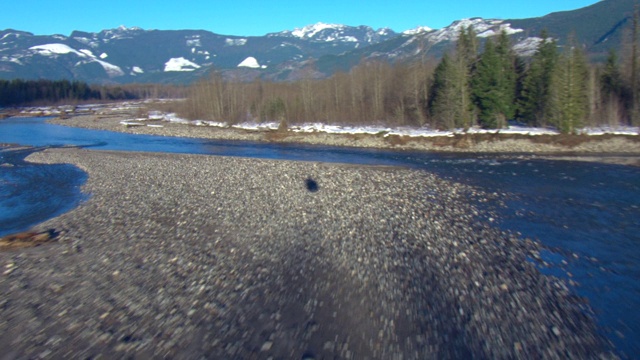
left=2, top=0, right=600, bottom=36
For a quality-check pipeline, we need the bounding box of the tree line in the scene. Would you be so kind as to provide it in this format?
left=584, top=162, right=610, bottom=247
left=179, top=27, right=640, bottom=134
left=0, top=79, right=187, bottom=107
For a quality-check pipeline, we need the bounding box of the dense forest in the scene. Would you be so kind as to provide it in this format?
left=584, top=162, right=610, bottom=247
left=0, top=79, right=186, bottom=107
left=179, top=26, right=640, bottom=134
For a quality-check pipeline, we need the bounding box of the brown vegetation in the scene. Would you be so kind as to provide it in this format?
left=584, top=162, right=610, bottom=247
left=178, top=60, right=437, bottom=128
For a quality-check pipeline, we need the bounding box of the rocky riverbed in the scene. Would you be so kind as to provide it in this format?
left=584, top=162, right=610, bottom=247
left=0, top=148, right=614, bottom=358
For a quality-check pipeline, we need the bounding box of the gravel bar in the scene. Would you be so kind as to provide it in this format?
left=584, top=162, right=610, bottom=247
left=48, top=114, right=640, bottom=154
left=0, top=149, right=613, bottom=359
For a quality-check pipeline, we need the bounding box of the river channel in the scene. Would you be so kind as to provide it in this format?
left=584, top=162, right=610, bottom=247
left=1, top=116, right=639, bottom=357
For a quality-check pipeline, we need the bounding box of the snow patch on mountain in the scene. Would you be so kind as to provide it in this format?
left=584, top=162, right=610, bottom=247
left=237, top=56, right=266, bottom=69
left=132, top=66, right=144, bottom=74
left=0, top=55, right=23, bottom=65
left=426, top=18, right=523, bottom=43
left=291, top=23, right=343, bottom=39
left=377, top=28, right=394, bottom=36
left=29, top=43, right=123, bottom=77
left=95, top=60, right=124, bottom=77
left=513, top=37, right=544, bottom=56
left=186, top=38, right=201, bottom=47
left=164, top=57, right=201, bottom=72
left=100, top=26, right=143, bottom=41
left=225, top=38, right=247, bottom=46
left=403, top=26, right=433, bottom=35
left=477, top=23, right=523, bottom=38
left=79, top=49, right=94, bottom=57
left=271, top=22, right=394, bottom=44
left=29, top=43, right=84, bottom=56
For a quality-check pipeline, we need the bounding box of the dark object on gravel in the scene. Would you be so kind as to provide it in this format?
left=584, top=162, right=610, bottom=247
left=305, top=177, right=319, bottom=192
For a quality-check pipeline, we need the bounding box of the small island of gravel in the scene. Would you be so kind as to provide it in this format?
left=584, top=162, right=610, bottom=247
left=0, top=148, right=613, bottom=358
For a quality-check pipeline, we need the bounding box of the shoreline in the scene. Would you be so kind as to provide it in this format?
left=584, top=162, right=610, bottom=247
left=0, top=148, right=613, bottom=358
left=46, top=113, right=640, bottom=156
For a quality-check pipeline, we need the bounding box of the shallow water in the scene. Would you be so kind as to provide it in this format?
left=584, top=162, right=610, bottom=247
left=0, top=147, right=87, bottom=237
left=1, top=117, right=639, bottom=357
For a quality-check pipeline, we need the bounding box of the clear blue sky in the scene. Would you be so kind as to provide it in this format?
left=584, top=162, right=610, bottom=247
left=2, top=0, right=600, bottom=36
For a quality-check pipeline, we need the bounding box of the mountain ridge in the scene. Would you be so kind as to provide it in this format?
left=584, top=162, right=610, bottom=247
left=0, top=0, right=633, bottom=84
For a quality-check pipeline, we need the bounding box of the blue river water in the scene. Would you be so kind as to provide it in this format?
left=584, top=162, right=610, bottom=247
left=1, top=117, right=639, bottom=358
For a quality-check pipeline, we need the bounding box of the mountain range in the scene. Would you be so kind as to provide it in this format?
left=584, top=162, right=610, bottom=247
left=0, top=0, right=635, bottom=84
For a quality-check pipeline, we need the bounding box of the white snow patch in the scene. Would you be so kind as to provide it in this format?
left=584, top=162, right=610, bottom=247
left=513, top=37, right=544, bottom=57
left=291, top=22, right=343, bottom=39
left=120, top=121, right=145, bottom=127
left=1, top=56, right=23, bottom=65
left=186, top=39, right=201, bottom=47
left=403, top=26, right=433, bottom=35
left=29, top=43, right=83, bottom=56
left=79, top=49, right=94, bottom=57
left=237, top=56, right=261, bottom=68
left=164, top=57, right=201, bottom=72
left=232, top=122, right=280, bottom=131
left=377, top=28, right=394, bottom=36
left=29, top=43, right=122, bottom=76
left=478, top=23, right=523, bottom=38
left=100, top=52, right=108, bottom=59
left=95, top=59, right=124, bottom=77
left=225, top=38, right=247, bottom=46
left=134, top=110, right=640, bottom=138
left=132, top=66, right=144, bottom=74
left=427, top=18, right=522, bottom=43
left=578, top=126, right=640, bottom=136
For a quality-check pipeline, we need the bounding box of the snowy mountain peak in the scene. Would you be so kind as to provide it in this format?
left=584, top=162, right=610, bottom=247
left=290, top=22, right=345, bottom=39
left=269, top=23, right=397, bottom=44
left=116, top=25, right=143, bottom=32
left=402, top=26, right=433, bottom=35
left=377, top=27, right=395, bottom=36
left=426, top=18, right=523, bottom=43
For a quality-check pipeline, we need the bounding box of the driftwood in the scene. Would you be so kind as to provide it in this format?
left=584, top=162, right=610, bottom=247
left=0, top=230, right=58, bottom=250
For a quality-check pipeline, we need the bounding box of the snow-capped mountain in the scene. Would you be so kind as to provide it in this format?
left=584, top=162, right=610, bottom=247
left=269, top=23, right=396, bottom=44
left=0, top=0, right=633, bottom=84
left=423, top=18, right=523, bottom=43
left=0, top=23, right=399, bottom=83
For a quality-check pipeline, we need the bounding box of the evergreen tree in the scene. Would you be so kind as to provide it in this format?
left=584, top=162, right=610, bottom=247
left=471, top=31, right=518, bottom=128
left=429, top=27, right=478, bottom=130
left=548, top=40, right=589, bottom=133
left=430, top=53, right=459, bottom=129
left=601, top=49, right=624, bottom=97
left=457, top=26, right=479, bottom=71
left=600, top=48, right=628, bottom=124
left=518, top=30, right=559, bottom=126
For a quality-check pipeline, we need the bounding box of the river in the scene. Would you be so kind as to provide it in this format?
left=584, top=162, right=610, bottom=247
left=1, top=116, right=639, bottom=358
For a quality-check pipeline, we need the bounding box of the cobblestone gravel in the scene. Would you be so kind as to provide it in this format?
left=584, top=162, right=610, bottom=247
left=0, top=148, right=614, bottom=359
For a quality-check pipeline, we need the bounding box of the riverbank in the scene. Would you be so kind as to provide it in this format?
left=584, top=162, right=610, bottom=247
left=47, top=113, right=640, bottom=154
left=0, top=148, right=612, bottom=358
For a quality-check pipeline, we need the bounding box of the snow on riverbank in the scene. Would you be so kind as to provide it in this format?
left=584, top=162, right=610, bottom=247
left=14, top=103, right=640, bottom=137
left=158, top=113, right=639, bottom=138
